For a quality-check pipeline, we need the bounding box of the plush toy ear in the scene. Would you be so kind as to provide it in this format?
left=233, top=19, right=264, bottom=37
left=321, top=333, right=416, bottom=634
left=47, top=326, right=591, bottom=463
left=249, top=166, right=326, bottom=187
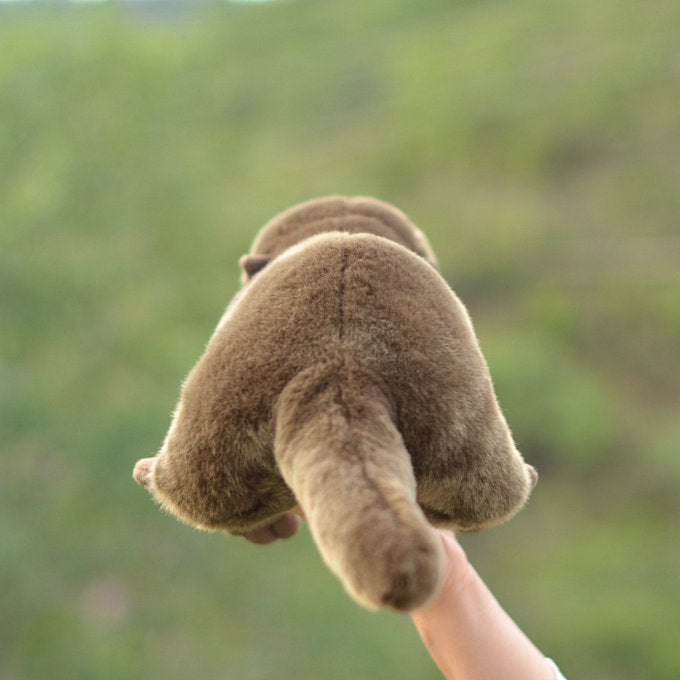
left=239, top=254, right=271, bottom=278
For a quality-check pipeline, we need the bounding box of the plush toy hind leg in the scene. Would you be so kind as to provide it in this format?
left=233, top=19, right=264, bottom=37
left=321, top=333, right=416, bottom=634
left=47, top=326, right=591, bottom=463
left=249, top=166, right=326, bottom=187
left=132, top=396, right=298, bottom=536
left=418, top=416, right=537, bottom=532
left=134, top=455, right=299, bottom=542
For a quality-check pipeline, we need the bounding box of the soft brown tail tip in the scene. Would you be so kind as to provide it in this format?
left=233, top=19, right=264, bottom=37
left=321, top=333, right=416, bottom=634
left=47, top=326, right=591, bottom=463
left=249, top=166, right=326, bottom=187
left=376, top=540, right=446, bottom=612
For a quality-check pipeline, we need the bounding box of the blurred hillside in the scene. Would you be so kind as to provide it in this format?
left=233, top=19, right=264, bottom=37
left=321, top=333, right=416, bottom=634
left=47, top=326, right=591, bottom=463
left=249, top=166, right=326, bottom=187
left=1, top=1, right=679, bottom=679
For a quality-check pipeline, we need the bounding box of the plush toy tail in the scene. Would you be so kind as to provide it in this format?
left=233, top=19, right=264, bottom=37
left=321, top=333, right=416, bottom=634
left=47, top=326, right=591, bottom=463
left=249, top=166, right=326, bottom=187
left=274, top=360, right=445, bottom=611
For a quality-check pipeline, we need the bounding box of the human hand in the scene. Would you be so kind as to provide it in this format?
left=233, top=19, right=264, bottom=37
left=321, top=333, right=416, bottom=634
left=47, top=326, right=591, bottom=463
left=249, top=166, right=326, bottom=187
left=233, top=505, right=305, bottom=544
left=409, top=528, right=558, bottom=680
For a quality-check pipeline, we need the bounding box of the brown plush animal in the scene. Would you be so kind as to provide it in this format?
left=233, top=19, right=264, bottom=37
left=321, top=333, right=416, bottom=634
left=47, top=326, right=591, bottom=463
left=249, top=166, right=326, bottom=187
left=133, top=196, right=536, bottom=611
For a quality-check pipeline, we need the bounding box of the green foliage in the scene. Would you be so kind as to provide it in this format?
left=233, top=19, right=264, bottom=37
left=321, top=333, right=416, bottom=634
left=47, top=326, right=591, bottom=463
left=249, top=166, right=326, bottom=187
left=1, top=1, right=678, bottom=679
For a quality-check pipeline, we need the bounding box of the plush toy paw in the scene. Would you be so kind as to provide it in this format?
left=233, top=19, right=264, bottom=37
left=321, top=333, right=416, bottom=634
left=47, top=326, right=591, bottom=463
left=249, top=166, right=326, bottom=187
left=528, top=465, right=539, bottom=488
left=133, top=457, right=154, bottom=489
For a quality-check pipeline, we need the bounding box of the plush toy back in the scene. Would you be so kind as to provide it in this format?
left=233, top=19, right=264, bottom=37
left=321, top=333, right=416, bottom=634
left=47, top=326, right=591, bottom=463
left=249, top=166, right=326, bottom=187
left=134, top=197, right=536, bottom=611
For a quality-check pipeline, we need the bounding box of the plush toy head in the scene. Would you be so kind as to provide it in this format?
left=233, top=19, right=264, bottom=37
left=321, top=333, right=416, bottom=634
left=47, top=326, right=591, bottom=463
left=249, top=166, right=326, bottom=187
left=134, top=196, right=536, bottom=611
left=238, top=196, right=438, bottom=282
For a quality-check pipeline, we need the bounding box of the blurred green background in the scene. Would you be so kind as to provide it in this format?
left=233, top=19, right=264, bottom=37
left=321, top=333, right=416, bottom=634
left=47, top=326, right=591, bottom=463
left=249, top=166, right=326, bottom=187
left=1, top=1, right=679, bottom=678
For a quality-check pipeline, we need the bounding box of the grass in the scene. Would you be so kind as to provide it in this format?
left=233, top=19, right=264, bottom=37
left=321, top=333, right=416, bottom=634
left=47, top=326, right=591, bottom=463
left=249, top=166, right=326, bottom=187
left=1, top=1, right=679, bottom=678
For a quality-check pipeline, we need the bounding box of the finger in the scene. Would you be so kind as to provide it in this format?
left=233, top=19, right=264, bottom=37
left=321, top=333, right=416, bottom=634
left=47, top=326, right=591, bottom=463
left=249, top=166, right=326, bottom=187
left=288, top=504, right=306, bottom=520
left=241, top=525, right=280, bottom=544
left=270, top=513, right=300, bottom=539
left=238, top=514, right=301, bottom=544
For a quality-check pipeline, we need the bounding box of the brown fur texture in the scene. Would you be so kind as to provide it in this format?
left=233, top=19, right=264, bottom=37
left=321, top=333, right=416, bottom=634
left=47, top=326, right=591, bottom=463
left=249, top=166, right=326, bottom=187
left=133, top=196, right=536, bottom=611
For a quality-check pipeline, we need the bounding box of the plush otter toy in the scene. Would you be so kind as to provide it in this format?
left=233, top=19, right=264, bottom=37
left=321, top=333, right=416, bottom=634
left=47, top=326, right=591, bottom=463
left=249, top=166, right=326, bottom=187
left=133, top=196, right=536, bottom=611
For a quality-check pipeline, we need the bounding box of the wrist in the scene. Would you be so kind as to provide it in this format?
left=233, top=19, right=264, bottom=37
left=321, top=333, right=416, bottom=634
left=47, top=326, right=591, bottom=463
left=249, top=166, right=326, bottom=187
left=410, top=530, right=474, bottom=618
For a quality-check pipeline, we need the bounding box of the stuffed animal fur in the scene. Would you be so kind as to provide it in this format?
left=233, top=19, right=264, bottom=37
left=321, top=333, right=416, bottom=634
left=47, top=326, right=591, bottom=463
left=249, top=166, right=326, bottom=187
left=133, top=196, right=536, bottom=611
